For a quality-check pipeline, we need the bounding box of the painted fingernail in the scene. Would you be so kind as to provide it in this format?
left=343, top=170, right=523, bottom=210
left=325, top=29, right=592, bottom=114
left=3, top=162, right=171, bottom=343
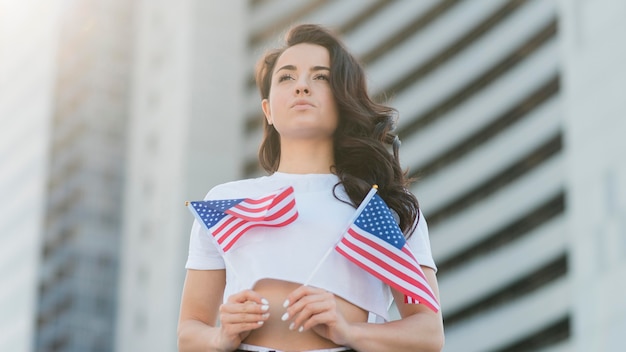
left=282, top=299, right=289, bottom=308
left=261, top=304, right=269, bottom=312
left=262, top=313, right=270, bottom=319
left=281, top=312, right=289, bottom=321
left=257, top=320, right=264, bottom=325
left=289, top=322, right=295, bottom=330
left=298, top=326, right=304, bottom=333
left=261, top=298, right=269, bottom=305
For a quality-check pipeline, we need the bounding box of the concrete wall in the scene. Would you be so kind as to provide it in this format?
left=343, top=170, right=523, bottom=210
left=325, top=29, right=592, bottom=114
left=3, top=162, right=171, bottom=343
left=559, top=0, right=626, bottom=350
left=0, top=1, right=59, bottom=350
left=115, top=0, right=247, bottom=350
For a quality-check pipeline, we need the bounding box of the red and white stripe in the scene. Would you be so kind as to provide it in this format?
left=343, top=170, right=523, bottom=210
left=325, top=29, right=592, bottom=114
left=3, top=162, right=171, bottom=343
left=336, top=225, right=440, bottom=313
left=213, top=187, right=298, bottom=252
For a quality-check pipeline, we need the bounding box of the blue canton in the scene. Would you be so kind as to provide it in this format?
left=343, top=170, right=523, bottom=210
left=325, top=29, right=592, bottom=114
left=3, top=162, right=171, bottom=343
left=353, top=194, right=406, bottom=249
left=190, top=199, right=242, bottom=228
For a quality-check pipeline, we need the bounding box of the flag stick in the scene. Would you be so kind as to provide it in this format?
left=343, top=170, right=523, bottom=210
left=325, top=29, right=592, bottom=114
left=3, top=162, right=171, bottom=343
left=303, top=185, right=379, bottom=286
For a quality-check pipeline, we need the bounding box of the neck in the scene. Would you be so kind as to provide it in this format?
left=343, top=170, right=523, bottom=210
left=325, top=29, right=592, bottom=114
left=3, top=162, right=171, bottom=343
left=277, top=138, right=334, bottom=174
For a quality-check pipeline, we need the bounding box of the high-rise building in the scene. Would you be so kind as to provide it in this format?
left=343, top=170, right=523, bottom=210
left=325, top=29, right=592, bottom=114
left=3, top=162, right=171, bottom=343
left=249, top=1, right=572, bottom=351
left=33, top=0, right=133, bottom=351
left=243, top=3, right=566, bottom=350
left=114, top=1, right=247, bottom=351
left=1, top=0, right=133, bottom=351
left=559, top=1, right=626, bottom=350
left=193, top=1, right=626, bottom=351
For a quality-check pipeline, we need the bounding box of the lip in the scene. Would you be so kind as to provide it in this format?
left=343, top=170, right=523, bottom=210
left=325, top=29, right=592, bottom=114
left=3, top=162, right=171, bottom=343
left=291, top=99, right=315, bottom=109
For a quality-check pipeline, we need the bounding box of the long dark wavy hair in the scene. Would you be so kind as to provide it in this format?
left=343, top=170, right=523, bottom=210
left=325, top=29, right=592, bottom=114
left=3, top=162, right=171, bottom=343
left=255, top=24, right=420, bottom=236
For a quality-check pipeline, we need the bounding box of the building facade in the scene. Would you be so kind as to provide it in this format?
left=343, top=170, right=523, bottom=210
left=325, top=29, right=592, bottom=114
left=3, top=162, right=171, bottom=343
left=33, top=0, right=133, bottom=350
left=1, top=0, right=133, bottom=350
left=0, top=1, right=60, bottom=351
left=244, top=2, right=565, bottom=351
left=559, top=0, right=626, bottom=350
left=115, top=1, right=247, bottom=351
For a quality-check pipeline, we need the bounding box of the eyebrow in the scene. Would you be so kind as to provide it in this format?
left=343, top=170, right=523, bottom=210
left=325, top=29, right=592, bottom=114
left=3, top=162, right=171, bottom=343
left=275, top=65, right=330, bottom=73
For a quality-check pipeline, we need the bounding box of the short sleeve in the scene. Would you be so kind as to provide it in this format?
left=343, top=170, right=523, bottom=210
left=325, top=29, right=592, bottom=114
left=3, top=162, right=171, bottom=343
left=184, top=189, right=226, bottom=270
left=406, top=209, right=437, bottom=272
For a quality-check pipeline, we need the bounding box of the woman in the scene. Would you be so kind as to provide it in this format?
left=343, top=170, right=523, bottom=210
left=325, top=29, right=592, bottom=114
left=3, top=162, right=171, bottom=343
left=178, top=24, right=444, bottom=352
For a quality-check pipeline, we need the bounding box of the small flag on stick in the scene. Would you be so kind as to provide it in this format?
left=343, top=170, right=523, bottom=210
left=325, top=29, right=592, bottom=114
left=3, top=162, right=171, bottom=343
left=187, top=186, right=298, bottom=252
left=335, top=187, right=440, bottom=312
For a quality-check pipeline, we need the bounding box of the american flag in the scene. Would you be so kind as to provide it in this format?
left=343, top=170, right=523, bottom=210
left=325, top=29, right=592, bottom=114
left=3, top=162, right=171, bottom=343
left=187, top=186, right=298, bottom=252
left=335, top=190, right=440, bottom=313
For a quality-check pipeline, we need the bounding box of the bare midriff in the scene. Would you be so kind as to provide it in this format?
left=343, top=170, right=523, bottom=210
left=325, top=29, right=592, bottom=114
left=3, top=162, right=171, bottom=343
left=243, top=278, right=368, bottom=351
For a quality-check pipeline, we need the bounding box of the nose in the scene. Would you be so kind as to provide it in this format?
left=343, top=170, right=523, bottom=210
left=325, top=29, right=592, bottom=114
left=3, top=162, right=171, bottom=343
left=296, top=87, right=310, bottom=95
left=295, top=78, right=310, bottom=95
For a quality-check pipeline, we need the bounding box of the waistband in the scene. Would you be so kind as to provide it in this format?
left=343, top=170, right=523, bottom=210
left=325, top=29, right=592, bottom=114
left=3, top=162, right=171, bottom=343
left=236, top=343, right=355, bottom=352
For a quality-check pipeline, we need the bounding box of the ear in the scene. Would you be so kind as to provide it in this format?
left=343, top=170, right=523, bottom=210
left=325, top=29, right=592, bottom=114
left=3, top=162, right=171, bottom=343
left=261, top=99, right=272, bottom=125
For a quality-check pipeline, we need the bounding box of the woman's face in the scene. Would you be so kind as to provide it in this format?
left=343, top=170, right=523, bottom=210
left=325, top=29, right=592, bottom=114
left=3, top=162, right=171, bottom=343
left=262, top=43, right=339, bottom=142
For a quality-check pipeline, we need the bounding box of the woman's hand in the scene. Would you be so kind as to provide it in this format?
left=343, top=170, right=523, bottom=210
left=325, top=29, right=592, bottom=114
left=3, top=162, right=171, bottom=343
left=216, top=290, right=270, bottom=351
left=281, top=285, right=352, bottom=346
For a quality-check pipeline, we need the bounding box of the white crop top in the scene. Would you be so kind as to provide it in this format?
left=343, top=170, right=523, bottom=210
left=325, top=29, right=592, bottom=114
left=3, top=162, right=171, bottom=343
left=185, top=172, right=436, bottom=321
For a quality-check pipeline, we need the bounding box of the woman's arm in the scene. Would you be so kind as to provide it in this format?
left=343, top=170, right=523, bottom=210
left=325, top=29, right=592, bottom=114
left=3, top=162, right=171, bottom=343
left=177, top=269, right=271, bottom=352
left=345, top=267, right=444, bottom=352
left=178, top=269, right=226, bottom=351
